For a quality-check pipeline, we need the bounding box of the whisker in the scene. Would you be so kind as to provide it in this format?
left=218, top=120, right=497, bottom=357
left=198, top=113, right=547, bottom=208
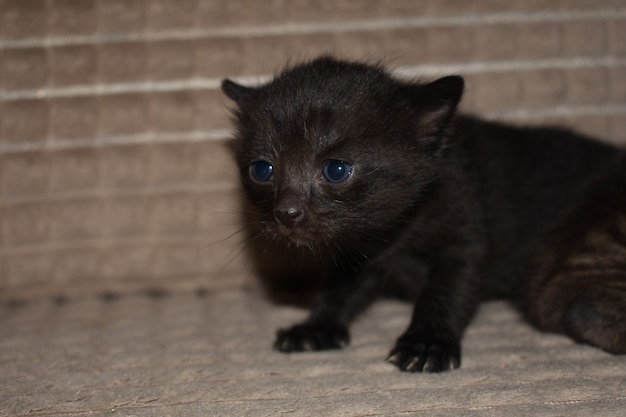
left=204, top=225, right=254, bottom=248
left=207, top=209, right=261, bottom=216
left=333, top=238, right=363, bottom=273
left=218, top=227, right=264, bottom=274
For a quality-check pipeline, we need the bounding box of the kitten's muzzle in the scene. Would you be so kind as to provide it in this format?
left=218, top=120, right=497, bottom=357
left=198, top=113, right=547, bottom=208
left=273, top=208, right=320, bottom=246
left=274, top=205, right=304, bottom=229
left=274, top=187, right=307, bottom=229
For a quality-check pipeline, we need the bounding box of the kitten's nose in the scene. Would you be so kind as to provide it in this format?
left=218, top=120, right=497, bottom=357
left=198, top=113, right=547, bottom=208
left=274, top=205, right=304, bottom=228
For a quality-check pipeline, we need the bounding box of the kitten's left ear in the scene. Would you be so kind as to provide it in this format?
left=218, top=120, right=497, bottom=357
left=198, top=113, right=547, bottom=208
left=414, top=75, right=464, bottom=138
left=221, top=79, right=253, bottom=105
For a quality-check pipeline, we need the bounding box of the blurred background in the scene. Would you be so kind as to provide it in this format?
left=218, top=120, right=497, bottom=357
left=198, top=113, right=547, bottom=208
left=1, top=0, right=625, bottom=300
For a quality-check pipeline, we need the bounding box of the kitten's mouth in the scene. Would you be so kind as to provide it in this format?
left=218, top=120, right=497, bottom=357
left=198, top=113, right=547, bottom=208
left=277, top=225, right=318, bottom=246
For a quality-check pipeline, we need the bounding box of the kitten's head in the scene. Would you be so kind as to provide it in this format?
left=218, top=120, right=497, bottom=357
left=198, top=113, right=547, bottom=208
left=222, top=56, right=463, bottom=250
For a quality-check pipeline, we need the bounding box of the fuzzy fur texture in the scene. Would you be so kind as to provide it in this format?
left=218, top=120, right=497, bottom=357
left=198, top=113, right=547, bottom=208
left=222, top=56, right=626, bottom=372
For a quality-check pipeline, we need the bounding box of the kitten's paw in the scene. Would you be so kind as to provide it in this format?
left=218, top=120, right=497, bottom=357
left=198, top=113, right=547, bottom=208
left=274, top=323, right=350, bottom=352
left=386, top=330, right=461, bottom=373
left=563, top=298, right=626, bottom=354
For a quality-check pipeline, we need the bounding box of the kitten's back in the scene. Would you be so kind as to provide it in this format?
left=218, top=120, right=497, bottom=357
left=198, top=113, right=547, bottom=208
left=451, top=116, right=617, bottom=295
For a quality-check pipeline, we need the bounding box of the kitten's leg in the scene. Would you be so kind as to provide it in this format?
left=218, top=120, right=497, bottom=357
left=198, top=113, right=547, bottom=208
left=563, top=287, right=626, bottom=354
left=527, top=273, right=626, bottom=355
left=274, top=268, right=380, bottom=352
left=523, top=213, right=626, bottom=353
left=386, top=260, right=481, bottom=372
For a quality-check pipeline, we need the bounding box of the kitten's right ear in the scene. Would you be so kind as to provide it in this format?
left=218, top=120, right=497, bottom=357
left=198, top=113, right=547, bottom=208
left=415, top=75, right=464, bottom=136
left=221, top=79, right=253, bottom=105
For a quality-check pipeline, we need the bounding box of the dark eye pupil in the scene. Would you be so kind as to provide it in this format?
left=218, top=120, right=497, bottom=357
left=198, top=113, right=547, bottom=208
left=323, top=160, right=352, bottom=183
left=250, top=161, right=273, bottom=182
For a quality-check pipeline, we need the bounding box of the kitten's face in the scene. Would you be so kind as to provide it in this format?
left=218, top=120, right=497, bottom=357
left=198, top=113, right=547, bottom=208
left=223, top=57, right=463, bottom=249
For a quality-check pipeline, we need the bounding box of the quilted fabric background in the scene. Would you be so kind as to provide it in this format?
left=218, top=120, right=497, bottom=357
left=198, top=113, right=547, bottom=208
left=2, top=0, right=626, bottom=299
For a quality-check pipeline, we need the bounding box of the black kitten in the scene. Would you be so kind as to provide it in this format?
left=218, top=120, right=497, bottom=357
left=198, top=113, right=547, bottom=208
left=222, top=56, right=625, bottom=372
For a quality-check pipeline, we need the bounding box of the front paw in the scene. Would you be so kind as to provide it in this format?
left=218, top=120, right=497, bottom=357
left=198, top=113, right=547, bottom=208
left=386, top=329, right=461, bottom=373
left=274, top=323, right=350, bottom=352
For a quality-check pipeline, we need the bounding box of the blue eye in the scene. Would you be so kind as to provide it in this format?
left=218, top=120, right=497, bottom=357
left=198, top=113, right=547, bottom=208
left=322, top=160, right=352, bottom=183
left=249, top=161, right=273, bottom=182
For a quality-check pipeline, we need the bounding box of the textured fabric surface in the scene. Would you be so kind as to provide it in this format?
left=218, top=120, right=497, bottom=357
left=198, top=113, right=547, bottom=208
left=2, top=289, right=626, bottom=416
left=1, top=1, right=626, bottom=416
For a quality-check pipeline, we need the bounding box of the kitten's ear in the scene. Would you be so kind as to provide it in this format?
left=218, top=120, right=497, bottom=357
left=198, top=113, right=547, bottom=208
left=414, top=75, right=464, bottom=137
left=221, top=79, right=253, bottom=105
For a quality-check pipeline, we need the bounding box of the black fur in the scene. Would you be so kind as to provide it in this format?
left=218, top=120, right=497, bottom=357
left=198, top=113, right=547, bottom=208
left=222, top=56, right=626, bottom=372
left=523, top=154, right=626, bottom=354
